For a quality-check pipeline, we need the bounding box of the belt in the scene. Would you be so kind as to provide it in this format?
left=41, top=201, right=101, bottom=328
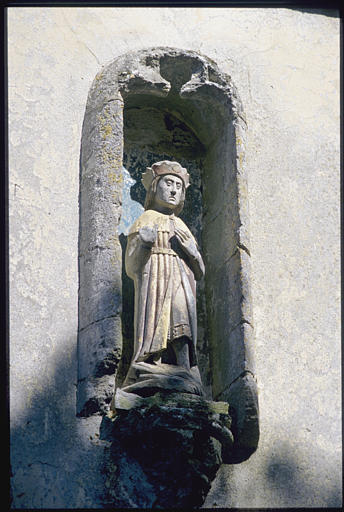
left=167, top=323, right=192, bottom=341
left=151, top=247, right=177, bottom=256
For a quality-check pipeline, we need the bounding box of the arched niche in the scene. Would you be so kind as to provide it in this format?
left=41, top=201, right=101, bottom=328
left=78, top=47, right=259, bottom=460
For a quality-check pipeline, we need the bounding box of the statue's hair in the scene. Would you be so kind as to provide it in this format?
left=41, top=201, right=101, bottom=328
left=144, top=175, right=185, bottom=216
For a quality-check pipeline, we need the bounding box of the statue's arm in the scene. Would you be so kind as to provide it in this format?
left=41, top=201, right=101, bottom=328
left=188, top=247, right=205, bottom=281
left=174, top=227, right=205, bottom=281
left=125, top=226, right=157, bottom=278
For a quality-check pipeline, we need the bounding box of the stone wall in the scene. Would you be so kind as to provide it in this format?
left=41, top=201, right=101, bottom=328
left=9, top=7, right=341, bottom=508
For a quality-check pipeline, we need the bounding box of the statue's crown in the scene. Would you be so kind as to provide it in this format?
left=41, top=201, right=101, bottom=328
left=142, top=160, right=190, bottom=191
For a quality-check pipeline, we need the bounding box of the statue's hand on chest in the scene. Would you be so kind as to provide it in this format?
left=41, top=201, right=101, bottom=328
left=173, top=227, right=198, bottom=260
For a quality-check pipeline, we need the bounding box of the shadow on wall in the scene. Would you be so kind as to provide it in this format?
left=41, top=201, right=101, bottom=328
left=264, top=448, right=342, bottom=508
left=10, top=337, right=110, bottom=509
left=205, top=442, right=342, bottom=508
left=10, top=335, right=342, bottom=509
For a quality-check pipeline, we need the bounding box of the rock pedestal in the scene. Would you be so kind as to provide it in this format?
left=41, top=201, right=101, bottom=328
left=102, top=391, right=233, bottom=508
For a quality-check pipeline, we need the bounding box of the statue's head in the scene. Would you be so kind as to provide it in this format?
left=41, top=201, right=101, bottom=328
left=142, top=161, right=190, bottom=216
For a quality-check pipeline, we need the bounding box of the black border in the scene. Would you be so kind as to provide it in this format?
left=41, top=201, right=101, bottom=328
left=0, top=0, right=343, bottom=10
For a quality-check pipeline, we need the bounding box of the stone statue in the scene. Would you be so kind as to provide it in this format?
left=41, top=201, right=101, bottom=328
left=117, top=160, right=205, bottom=400
left=110, top=161, right=235, bottom=498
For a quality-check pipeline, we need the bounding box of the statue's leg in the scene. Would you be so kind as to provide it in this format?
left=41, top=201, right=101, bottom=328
left=171, top=336, right=190, bottom=370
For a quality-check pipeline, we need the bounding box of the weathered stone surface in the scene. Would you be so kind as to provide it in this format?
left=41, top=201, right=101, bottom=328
left=114, top=387, right=229, bottom=415
left=78, top=87, right=124, bottom=415
left=77, top=314, right=122, bottom=416
left=102, top=392, right=233, bottom=508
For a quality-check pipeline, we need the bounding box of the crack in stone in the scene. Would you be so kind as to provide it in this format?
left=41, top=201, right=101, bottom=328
left=79, top=314, right=119, bottom=333
left=61, top=10, right=101, bottom=66
left=214, top=370, right=256, bottom=401
left=207, top=244, right=251, bottom=277
left=237, top=242, right=251, bottom=257
left=225, top=243, right=251, bottom=262
left=226, top=319, right=253, bottom=340
left=30, top=460, right=59, bottom=469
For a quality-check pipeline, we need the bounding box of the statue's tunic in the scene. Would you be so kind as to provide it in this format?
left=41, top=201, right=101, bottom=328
left=125, top=209, right=199, bottom=368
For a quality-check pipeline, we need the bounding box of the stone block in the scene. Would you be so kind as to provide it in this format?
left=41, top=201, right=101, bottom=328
left=210, top=247, right=252, bottom=329
left=78, top=315, right=122, bottom=382
left=218, top=372, right=259, bottom=462
left=77, top=315, right=122, bottom=415
left=78, top=255, right=122, bottom=329
left=211, top=321, right=255, bottom=399
left=202, top=180, right=244, bottom=275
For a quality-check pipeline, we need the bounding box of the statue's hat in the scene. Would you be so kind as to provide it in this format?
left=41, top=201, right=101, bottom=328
left=142, top=160, right=190, bottom=191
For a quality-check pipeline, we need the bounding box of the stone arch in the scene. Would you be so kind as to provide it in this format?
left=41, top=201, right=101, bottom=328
left=77, top=47, right=258, bottom=460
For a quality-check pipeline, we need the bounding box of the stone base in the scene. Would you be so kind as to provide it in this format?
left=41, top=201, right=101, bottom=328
left=102, top=391, right=234, bottom=508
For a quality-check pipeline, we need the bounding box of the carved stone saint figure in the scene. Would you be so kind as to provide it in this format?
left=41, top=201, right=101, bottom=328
left=119, top=161, right=205, bottom=397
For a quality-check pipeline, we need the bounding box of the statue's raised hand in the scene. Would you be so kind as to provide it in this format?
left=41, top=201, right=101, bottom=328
left=139, top=225, right=158, bottom=248
left=174, top=227, right=198, bottom=259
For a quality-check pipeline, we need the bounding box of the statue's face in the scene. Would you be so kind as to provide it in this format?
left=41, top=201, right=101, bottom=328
left=154, top=174, right=184, bottom=210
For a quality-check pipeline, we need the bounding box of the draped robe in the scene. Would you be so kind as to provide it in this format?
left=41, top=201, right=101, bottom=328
left=124, top=209, right=201, bottom=380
